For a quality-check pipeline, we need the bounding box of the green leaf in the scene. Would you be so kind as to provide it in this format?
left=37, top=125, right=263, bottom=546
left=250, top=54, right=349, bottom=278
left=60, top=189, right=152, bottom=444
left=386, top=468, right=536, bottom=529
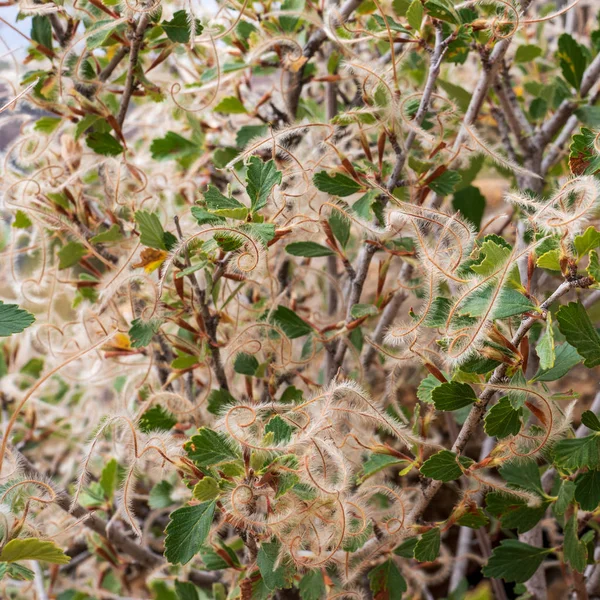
left=186, top=428, right=240, bottom=467
left=483, top=540, right=550, bottom=583
left=452, top=185, right=485, bottom=229
left=139, top=405, right=177, bottom=433
left=164, top=501, right=216, bottom=565
left=537, top=249, right=561, bottom=271
left=329, top=209, right=351, bottom=248
left=204, top=186, right=248, bottom=220
left=90, top=224, right=122, bottom=243
left=149, top=480, right=174, bottom=509
left=557, top=33, right=587, bottom=90
left=457, top=507, right=489, bottom=529
left=484, top=397, right=522, bottom=439
left=207, top=388, right=236, bottom=415
left=417, top=374, right=442, bottom=404
left=0, top=303, right=35, bottom=337
left=582, top=411, right=600, bottom=432
left=285, top=241, right=334, bottom=257
left=0, top=539, right=69, bottom=564
left=574, top=227, right=600, bottom=258
left=233, top=352, right=259, bottom=376
left=564, top=515, right=587, bottom=572
left=414, top=527, right=440, bottom=562
left=271, top=305, right=313, bottom=339
left=192, top=477, right=220, bottom=501
left=536, top=315, right=555, bottom=370
left=553, top=434, right=600, bottom=471
left=257, top=540, right=287, bottom=591
left=500, top=459, right=544, bottom=497
left=471, top=238, right=511, bottom=276
left=350, top=303, right=378, bottom=319
left=313, top=171, right=362, bottom=197
left=236, top=124, right=268, bottom=148
left=151, top=132, right=197, bottom=161
left=437, top=79, right=471, bottom=113
left=556, top=302, right=600, bottom=368
left=532, top=342, right=582, bottom=382
left=135, top=211, right=168, bottom=250
left=358, top=453, right=405, bottom=483
left=575, top=470, right=600, bottom=511
left=214, top=96, right=247, bottom=114
left=265, top=415, right=293, bottom=444
left=431, top=381, right=477, bottom=411
left=75, top=114, right=100, bottom=140
left=299, top=570, right=326, bottom=600
left=555, top=479, right=576, bottom=515
left=459, top=286, right=535, bottom=320
left=428, top=170, right=461, bottom=196
left=424, top=0, right=458, bottom=23
left=515, top=44, right=543, bottom=63
left=12, top=210, right=32, bottom=229
left=420, top=450, right=473, bottom=482
left=486, top=493, right=547, bottom=533
left=34, top=116, right=61, bottom=134
left=58, top=241, right=86, bottom=269
left=175, top=580, right=199, bottom=600
left=588, top=250, right=600, bottom=282
left=368, top=559, right=407, bottom=600
left=31, top=16, right=52, bottom=50
left=129, top=318, right=160, bottom=348
left=86, top=132, right=123, bottom=156
left=162, top=10, right=199, bottom=43
left=99, top=458, right=120, bottom=502
left=246, top=157, right=282, bottom=212
left=406, top=0, right=423, bottom=31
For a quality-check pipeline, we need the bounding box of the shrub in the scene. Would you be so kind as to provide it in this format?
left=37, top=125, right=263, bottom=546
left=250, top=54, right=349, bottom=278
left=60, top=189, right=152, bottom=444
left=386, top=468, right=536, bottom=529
left=1, top=0, right=600, bottom=598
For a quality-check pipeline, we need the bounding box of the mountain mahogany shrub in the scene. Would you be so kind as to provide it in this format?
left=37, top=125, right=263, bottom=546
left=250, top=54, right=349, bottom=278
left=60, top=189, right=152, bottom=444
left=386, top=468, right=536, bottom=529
left=2, top=0, right=600, bottom=598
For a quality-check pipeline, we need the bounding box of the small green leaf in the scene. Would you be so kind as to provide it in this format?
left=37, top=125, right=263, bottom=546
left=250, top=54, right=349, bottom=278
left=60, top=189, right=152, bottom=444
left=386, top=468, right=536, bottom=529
left=265, top=415, right=293, bottom=444
left=452, top=185, right=485, bottom=230
left=532, top=342, right=582, bottom=382
left=420, top=450, right=473, bottom=482
left=233, top=352, right=259, bottom=376
left=193, top=477, right=220, bottom=501
left=483, top=540, right=550, bottom=583
left=431, top=381, right=477, bottom=411
left=536, top=314, right=555, bottom=370
left=271, top=305, right=313, bottom=338
left=135, top=211, right=168, bottom=250
left=12, top=210, right=32, bottom=229
left=246, top=157, right=282, bottom=212
left=299, top=570, right=326, bottom=600
left=90, top=224, right=122, bottom=243
left=151, top=132, right=197, bottom=161
left=484, top=397, right=522, bottom=439
left=129, top=318, right=160, bottom=348
left=175, top=580, right=200, bottom=600
left=574, top=227, right=600, bottom=258
left=554, top=479, right=576, bottom=515
left=0, top=539, right=69, bottom=564
left=556, top=302, right=600, bottom=368
left=162, top=10, right=202, bottom=43
left=406, top=0, right=423, bottom=31
left=34, top=116, right=61, bottom=134
left=414, top=527, right=440, bottom=562
left=257, top=540, right=287, bottom=591
left=582, top=411, right=600, bottom=432
left=0, top=303, right=35, bottom=337
left=207, top=388, right=236, bottom=415
left=236, top=124, right=268, bottom=148
left=350, top=303, right=378, bottom=319
left=575, top=470, right=600, bottom=511
left=368, top=559, right=407, bottom=600
left=313, top=171, right=362, bottom=197
left=86, top=132, right=123, bottom=156
left=149, top=480, right=174, bottom=509
left=58, top=241, right=86, bottom=269
left=185, top=428, right=240, bottom=467
left=214, top=96, right=247, bottom=114
left=564, top=515, right=587, bottom=572
left=31, top=16, right=52, bottom=50
left=456, top=507, right=489, bottom=529
left=139, top=405, right=177, bottom=433
left=204, top=186, right=248, bottom=220
left=285, top=241, right=334, bottom=257
left=554, top=434, right=600, bottom=471
left=428, top=170, right=461, bottom=196
left=417, top=374, right=442, bottom=404
left=557, top=33, right=587, bottom=90
left=164, top=501, right=216, bottom=565
left=515, top=44, right=543, bottom=63
left=99, top=458, right=121, bottom=502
